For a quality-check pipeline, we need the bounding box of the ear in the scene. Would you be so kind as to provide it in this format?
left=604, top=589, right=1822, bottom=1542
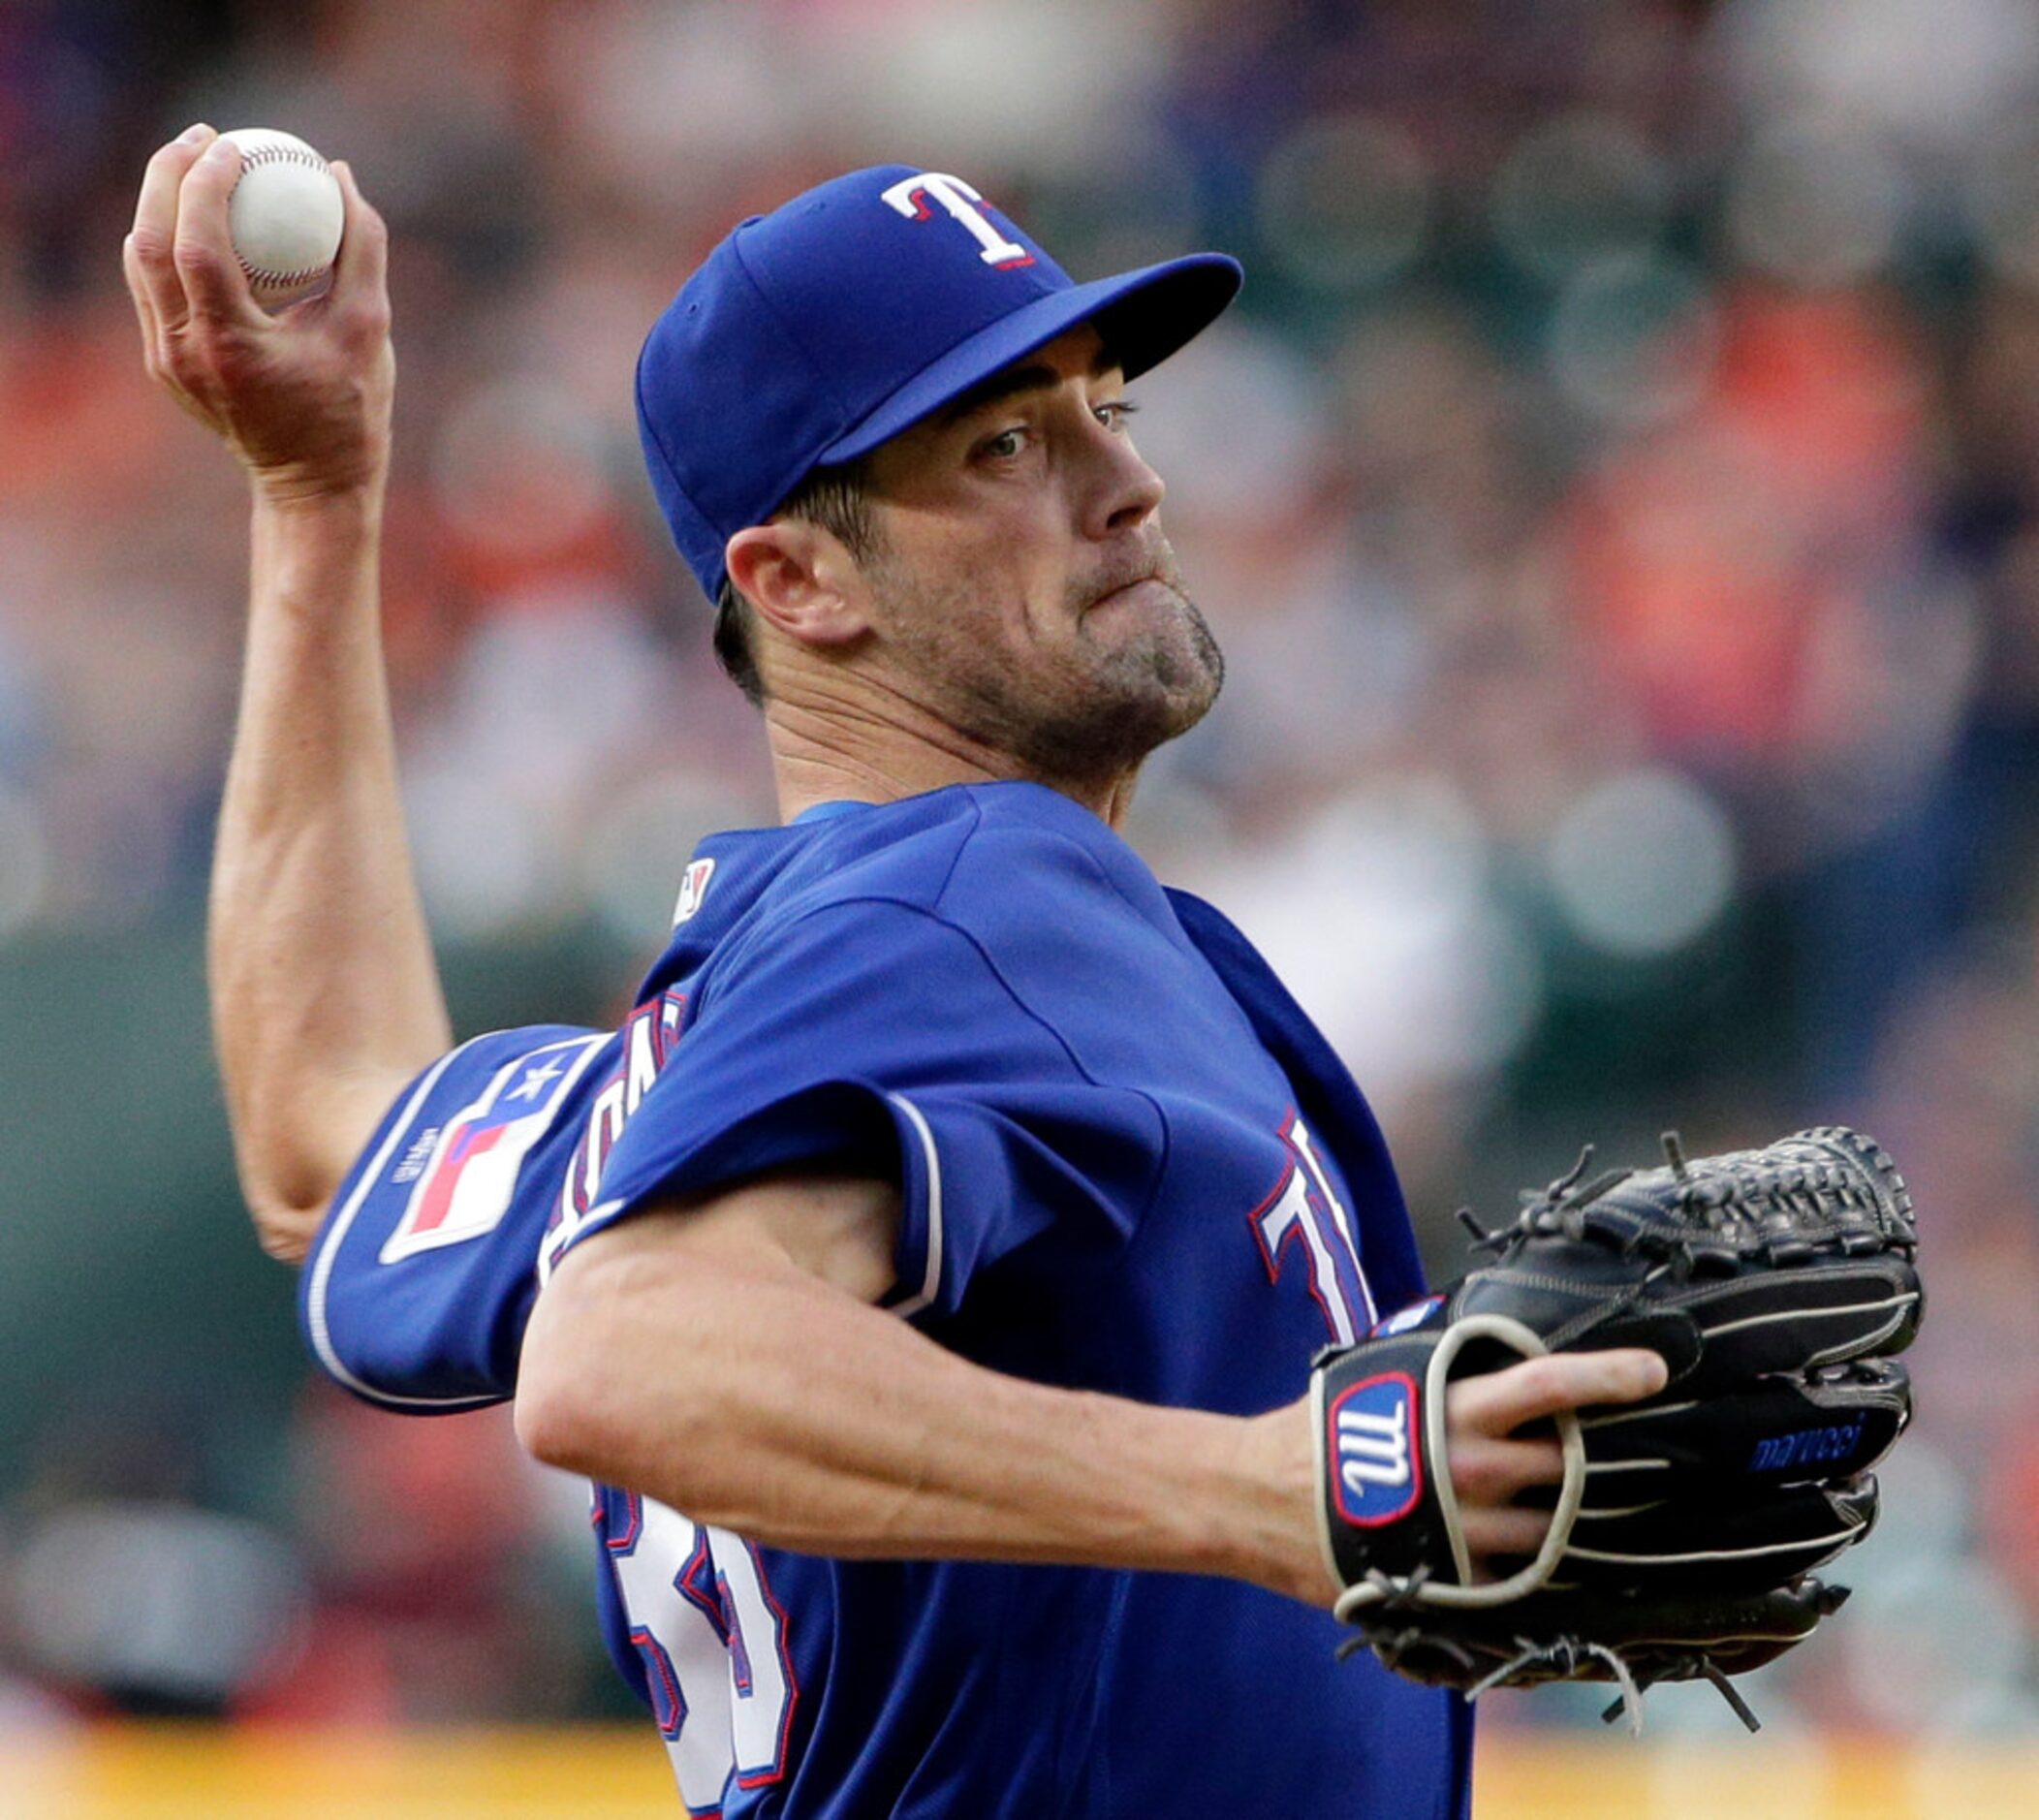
left=725, top=522, right=871, bottom=648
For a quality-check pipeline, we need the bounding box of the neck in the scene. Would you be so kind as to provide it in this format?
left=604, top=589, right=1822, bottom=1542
left=762, top=682, right=1143, bottom=831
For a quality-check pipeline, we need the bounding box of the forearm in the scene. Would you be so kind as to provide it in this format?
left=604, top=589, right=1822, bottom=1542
left=210, top=483, right=450, bottom=1257
left=128, top=133, right=430, bottom=1260
left=517, top=1211, right=1332, bottom=1604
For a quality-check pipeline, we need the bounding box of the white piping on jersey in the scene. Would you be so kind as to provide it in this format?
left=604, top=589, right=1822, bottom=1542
left=886, top=1092, right=943, bottom=1321
left=307, top=1031, right=601, bottom=1410
left=304, top=1043, right=499, bottom=1408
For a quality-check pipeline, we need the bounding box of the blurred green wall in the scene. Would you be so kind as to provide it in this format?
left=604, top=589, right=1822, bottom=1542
left=0, top=928, right=627, bottom=1490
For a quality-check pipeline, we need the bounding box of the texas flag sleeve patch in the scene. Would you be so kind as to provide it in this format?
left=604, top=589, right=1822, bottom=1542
left=379, top=1034, right=608, bottom=1264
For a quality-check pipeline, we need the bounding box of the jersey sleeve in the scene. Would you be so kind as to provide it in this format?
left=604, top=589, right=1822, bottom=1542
left=300, top=1023, right=613, bottom=1410
left=563, top=898, right=1168, bottom=1322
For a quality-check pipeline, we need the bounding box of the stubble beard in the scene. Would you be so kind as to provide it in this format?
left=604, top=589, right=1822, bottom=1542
left=871, top=538, right=1226, bottom=785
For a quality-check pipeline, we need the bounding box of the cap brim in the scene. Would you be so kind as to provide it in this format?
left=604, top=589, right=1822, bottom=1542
left=818, top=252, right=1241, bottom=465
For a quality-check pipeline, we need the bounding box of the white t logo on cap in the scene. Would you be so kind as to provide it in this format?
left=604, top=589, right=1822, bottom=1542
left=881, top=173, right=1033, bottom=270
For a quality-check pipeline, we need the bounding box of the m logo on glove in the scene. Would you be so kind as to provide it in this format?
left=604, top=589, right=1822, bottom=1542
left=1328, top=1372, right=1422, bottom=1524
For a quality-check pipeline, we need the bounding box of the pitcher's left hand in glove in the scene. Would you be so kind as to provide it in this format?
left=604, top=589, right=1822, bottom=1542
left=1314, top=1126, right=1920, bottom=1729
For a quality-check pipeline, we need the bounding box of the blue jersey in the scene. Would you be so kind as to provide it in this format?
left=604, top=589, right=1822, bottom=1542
left=304, top=782, right=1472, bottom=1818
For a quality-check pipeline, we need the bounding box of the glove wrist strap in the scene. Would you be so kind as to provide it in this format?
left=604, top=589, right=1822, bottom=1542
left=1314, top=1314, right=1587, bottom=1613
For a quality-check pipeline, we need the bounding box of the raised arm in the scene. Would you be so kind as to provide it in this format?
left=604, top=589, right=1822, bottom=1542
left=125, top=126, right=449, bottom=1262
left=516, top=1177, right=1666, bottom=1606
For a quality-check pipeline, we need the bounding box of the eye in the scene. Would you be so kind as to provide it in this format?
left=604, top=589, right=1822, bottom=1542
left=1095, top=399, right=1139, bottom=431
left=977, top=425, right=1028, bottom=460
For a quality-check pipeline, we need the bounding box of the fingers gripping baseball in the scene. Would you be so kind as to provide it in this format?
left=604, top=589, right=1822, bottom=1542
left=124, top=126, right=393, bottom=500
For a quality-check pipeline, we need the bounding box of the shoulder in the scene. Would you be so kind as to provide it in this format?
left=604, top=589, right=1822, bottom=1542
left=925, top=787, right=1189, bottom=1023
left=755, top=784, right=1158, bottom=914
left=669, top=788, right=1196, bottom=1095
left=704, top=785, right=1171, bottom=976
left=942, top=783, right=1171, bottom=923
left=803, top=783, right=1172, bottom=938
left=744, top=790, right=1206, bottom=1088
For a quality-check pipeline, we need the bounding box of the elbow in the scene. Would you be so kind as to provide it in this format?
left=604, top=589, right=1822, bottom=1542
left=226, top=1069, right=418, bottom=1269
left=513, top=1322, right=600, bottom=1476
left=514, top=1249, right=729, bottom=1502
left=231, top=1133, right=341, bottom=1268
left=514, top=1267, right=654, bottom=1481
left=243, top=1189, right=329, bottom=1268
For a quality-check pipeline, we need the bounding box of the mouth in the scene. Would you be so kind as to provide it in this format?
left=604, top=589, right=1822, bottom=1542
left=1084, top=570, right=1174, bottom=613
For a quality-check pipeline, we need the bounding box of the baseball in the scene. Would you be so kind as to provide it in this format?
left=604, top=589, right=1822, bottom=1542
left=220, top=127, right=344, bottom=305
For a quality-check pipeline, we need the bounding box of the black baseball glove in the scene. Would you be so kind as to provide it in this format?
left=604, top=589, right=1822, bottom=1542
left=1313, top=1126, right=1920, bottom=1730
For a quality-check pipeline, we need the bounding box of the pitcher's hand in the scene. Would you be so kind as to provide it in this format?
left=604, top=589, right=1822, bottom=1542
left=123, top=124, right=393, bottom=504
left=1239, top=1346, right=1666, bottom=1607
left=1441, top=1347, right=1667, bottom=1572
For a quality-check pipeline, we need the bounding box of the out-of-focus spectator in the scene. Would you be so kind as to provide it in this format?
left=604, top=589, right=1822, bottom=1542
left=255, top=1388, right=589, bottom=1724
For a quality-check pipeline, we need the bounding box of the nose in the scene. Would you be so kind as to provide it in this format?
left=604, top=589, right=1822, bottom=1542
left=1080, top=415, right=1165, bottom=541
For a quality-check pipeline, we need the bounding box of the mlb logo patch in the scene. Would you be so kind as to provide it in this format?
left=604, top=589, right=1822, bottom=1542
left=674, top=858, right=716, bottom=925
left=1327, top=1371, right=1423, bottom=1527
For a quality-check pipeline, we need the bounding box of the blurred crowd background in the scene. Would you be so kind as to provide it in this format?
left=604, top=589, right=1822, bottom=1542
left=2, top=0, right=2036, bottom=1756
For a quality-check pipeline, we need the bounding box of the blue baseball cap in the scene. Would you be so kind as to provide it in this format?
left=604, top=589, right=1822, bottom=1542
left=635, top=165, right=1241, bottom=603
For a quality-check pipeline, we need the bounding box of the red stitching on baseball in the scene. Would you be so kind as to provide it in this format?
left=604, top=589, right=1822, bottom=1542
left=236, top=145, right=329, bottom=173
left=232, top=141, right=336, bottom=288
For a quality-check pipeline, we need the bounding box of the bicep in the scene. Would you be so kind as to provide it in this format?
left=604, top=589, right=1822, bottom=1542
left=678, top=1170, right=903, bottom=1302
left=515, top=1170, right=902, bottom=1476
left=550, top=1170, right=903, bottom=1307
